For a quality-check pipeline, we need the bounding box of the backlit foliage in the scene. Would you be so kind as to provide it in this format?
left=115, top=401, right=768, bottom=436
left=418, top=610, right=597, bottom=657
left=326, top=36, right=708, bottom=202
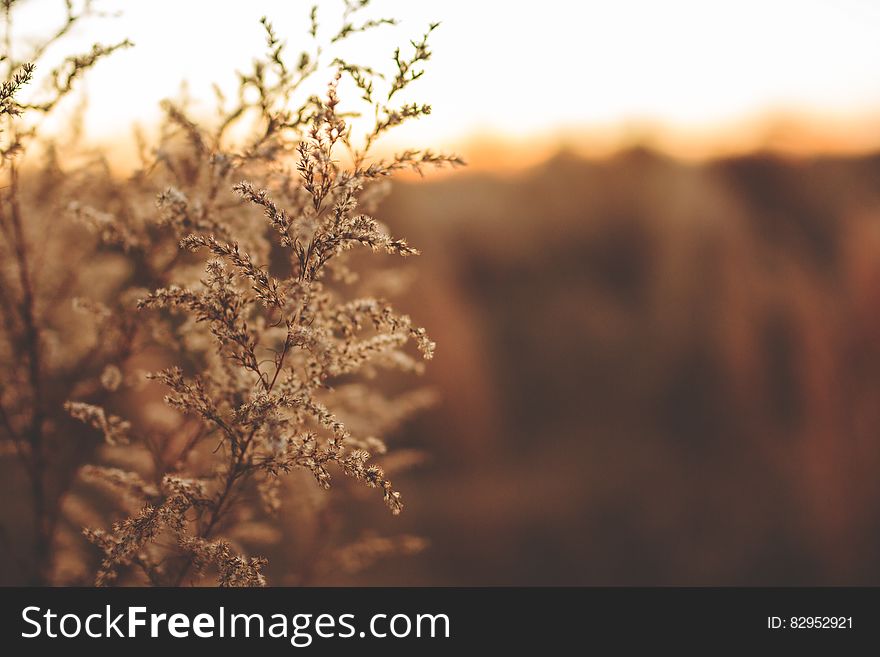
left=0, top=0, right=461, bottom=586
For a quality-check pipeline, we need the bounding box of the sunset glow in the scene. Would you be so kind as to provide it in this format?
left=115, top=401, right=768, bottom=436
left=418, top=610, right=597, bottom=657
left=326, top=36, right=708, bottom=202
left=10, top=0, right=880, bottom=167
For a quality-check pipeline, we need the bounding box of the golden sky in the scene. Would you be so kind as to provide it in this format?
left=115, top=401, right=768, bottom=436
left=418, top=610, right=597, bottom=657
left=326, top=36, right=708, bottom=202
left=10, top=0, right=880, bottom=167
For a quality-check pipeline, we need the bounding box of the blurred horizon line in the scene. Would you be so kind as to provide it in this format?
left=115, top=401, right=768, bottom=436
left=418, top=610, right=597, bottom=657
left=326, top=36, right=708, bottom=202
left=46, top=106, right=880, bottom=178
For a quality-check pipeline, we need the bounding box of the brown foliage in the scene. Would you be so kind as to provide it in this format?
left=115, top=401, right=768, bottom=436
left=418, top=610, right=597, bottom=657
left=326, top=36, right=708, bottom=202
left=0, top=0, right=460, bottom=586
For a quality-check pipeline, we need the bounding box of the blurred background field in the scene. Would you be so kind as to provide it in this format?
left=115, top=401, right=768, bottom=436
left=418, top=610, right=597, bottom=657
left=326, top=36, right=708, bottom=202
left=4, top=0, right=880, bottom=585
left=321, top=146, right=880, bottom=585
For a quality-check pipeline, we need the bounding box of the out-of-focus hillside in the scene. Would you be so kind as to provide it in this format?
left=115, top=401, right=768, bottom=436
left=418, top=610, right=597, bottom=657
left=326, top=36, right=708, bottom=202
left=5, top=146, right=880, bottom=586
left=342, top=148, right=880, bottom=585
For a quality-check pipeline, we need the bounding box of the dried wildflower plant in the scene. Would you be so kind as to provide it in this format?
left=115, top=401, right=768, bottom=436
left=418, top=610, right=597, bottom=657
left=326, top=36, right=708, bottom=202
left=1, top=0, right=135, bottom=584
left=14, top=1, right=461, bottom=587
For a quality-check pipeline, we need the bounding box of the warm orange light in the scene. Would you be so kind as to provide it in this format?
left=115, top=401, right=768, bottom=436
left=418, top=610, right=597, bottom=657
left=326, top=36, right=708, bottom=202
left=9, top=0, right=880, bottom=171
